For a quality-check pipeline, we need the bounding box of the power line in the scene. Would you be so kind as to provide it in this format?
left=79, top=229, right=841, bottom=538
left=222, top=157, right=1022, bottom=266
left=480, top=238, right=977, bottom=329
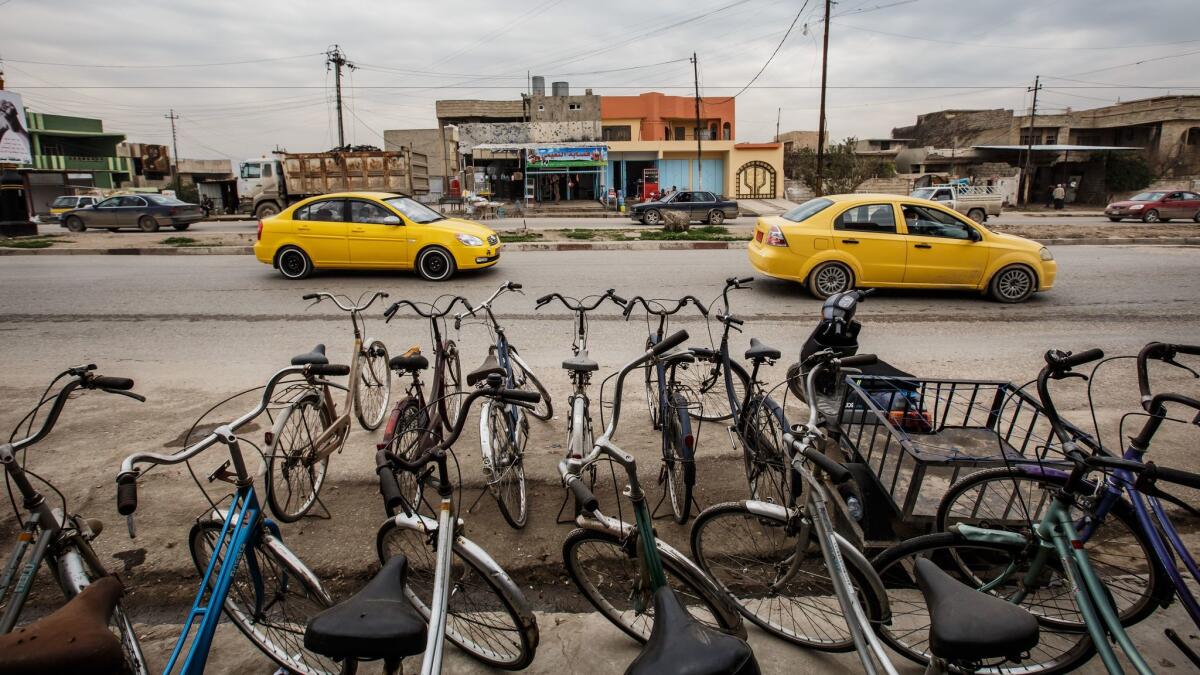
left=22, top=84, right=1199, bottom=89
left=3, top=52, right=323, bottom=69
left=1056, top=47, right=1200, bottom=78
left=710, top=0, right=811, bottom=103
left=838, top=24, right=1200, bottom=50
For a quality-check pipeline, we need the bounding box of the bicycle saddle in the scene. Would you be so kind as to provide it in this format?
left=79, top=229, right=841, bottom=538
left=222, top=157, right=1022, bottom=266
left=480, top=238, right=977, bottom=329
left=291, top=343, right=330, bottom=366
left=304, top=555, right=427, bottom=663
left=744, top=338, right=781, bottom=362
left=625, top=587, right=760, bottom=675
left=914, top=558, right=1038, bottom=663
left=562, top=350, right=599, bottom=373
left=389, top=353, right=429, bottom=372
left=467, top=352, right=506, bottom=386
left=0, top=575, right=128, bottom=675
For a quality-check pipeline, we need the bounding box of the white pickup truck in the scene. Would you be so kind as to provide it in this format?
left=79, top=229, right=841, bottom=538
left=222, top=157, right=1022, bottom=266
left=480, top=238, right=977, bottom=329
left=910, top=185, right=1003, bottom=222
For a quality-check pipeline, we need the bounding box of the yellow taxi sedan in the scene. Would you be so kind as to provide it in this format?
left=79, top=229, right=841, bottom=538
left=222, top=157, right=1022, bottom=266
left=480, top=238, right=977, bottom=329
left=748, top=193, right=1055, bottom=303
left=254, top=192, right=501, bottom=281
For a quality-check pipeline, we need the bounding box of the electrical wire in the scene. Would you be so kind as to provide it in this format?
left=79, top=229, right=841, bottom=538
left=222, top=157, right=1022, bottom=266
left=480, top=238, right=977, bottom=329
left=709, top=0, right=812, bottom=103
left=4, top=52, right=324, bottom=69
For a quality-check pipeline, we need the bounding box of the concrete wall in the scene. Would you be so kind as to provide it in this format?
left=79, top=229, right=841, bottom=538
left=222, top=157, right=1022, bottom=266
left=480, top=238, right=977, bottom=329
left=384, top=128, right=459, bottom=186
left=778, top=130, right=819, bottom=153
left=529, top=92, right=600, bottom=124
left=457, top=121, right=601, bottom=150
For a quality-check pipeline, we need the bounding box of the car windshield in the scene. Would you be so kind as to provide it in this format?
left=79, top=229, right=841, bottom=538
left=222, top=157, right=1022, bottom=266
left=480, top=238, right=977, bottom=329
left=383, top=197, right=445, bottom=224
left=145, top=195, right=187, bottom=205
left=51, top=196, right=77, bottom=208
left=1129, top=192, right=1165, bottom=202
left=781, top=198, right=834, bottom=223
left=911, top=188, right=936, bottom=200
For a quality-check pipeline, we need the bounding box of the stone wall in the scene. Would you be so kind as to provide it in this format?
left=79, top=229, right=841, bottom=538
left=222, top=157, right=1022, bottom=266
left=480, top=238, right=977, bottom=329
left=457, top=121, right=602, bottom=150
left=893, top=109, right=1015, bottom=148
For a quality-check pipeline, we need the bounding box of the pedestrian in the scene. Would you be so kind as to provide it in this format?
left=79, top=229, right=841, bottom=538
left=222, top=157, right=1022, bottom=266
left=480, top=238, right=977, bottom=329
left=1052, top=183, right=1066, bottom=210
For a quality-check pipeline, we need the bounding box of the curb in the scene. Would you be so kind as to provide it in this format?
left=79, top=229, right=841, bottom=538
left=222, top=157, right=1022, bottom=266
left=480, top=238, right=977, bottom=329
left=1006, top=212, right=1106, bottom=218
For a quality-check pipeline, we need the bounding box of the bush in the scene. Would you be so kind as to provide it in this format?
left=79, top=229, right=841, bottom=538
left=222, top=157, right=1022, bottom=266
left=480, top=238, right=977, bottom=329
left=1104, top=153, right=1153, bottom=196
left=785, top=137, right=895, bottom=196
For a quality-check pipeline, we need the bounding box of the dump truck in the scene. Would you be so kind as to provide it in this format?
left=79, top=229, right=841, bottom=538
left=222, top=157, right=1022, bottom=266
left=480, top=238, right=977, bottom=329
left=910, top=184, right=1003, bottom=222
left=236, top=148, right=429, bottom=218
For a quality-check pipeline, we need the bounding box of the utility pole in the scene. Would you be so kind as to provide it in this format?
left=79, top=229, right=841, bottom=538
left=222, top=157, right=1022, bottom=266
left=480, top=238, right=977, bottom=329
left=815, top=0, right=833, bottom=195
left=326, top=45, right=356, bottom=149
left=164, top=109, right=180, bottom=195
left=1021, top=75, right=1041, bottom=205
left=691, top=52, right=703, bottom=190
left=775, top=107, right=781, bottom=142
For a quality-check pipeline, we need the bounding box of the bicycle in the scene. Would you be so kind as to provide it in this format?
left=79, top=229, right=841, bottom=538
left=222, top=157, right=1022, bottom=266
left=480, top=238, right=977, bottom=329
left=557, top=328, right=750, bottom=645
left=378, top=294, right=469, bottom=509
left=455, top=280, right=553, bottom=528
left=263, top=290, right=391, bottom=522
left=872, top=348, right=1175, bottom=674
left=677, top=281, right=751, bottom=424
left=622, top=294, right=708, bottom=523
left=115, top=358, right=355, bottom=675
left=350, top=374, right=542, bottom=674
left=0, top=365, right=148, bottom=675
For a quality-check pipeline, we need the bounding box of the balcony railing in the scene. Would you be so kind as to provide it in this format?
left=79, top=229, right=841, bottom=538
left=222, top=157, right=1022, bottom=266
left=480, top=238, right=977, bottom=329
left=32, top=155, right=132, bottom=173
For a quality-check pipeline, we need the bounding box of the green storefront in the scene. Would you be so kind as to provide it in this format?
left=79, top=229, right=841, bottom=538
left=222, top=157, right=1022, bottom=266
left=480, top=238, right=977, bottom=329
left=21, top=111, right=130, bottom=214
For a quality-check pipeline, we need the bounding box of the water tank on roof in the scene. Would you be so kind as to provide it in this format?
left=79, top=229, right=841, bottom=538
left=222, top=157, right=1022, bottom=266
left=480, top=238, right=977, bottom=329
left=552, top=81, right=569, bottom=97
left=532, top=76, right=545, bottom=96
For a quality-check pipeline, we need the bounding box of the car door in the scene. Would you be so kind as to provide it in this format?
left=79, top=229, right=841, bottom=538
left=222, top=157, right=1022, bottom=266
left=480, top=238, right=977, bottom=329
left=1179, top=191, right=1200, bottom=220
left=89, top=196, right=122, bottom=227
left=114, top=195, right=148, bottom=228
left=669, top=191, right=692, bottom=219
left=900, top=203, right=990, bottom=287
left=692, top=191, right=718, bottom=220
left=347, top=199, right=408, bottom=267
left=293, top=199, right=350, bottom=265
left=831, top=202, right=907, bottom=284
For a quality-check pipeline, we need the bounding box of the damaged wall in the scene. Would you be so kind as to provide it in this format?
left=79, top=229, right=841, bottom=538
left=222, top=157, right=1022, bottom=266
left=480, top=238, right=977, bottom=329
left=893, top=109, right=1015, bottom=148
left=457, top=121, right=602, bottom=151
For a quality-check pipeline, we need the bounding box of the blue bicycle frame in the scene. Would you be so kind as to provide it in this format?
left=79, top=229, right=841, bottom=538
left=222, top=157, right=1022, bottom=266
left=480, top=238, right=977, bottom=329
left=494, top=331, right=523, bottom=444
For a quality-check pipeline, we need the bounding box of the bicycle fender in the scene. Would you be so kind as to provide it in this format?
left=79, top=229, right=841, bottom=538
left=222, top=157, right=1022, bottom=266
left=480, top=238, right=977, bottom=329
left=385, top=511, right=465, bottom=534
left=260, top=532, right=333, bottom=606
left=454, top=535, right=540, bottom=646
left=479, top=400, right=497, bottom=468
left=655, top=538, right=748, bottom=639
left=954, top=523, right=1028, bottom=547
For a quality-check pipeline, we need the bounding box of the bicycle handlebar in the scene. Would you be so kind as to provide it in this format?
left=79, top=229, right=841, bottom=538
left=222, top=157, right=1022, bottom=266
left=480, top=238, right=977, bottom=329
left=385, top=296, right=471, bottom=322
left=455, top=281, right=524, bottom=323
left=535, top=289, right=626, bottom=312
left=1036, top=348, right=1105, bottom=461
left=622, top=295, right=708, bottom=319
left=1135, top=461, right=1200, bottom=494
left=10, top=366, right=144, bottom=454
left=652, top=329, right=689, bottom=356
left=1045, top=348, right=1104, bottom=372
left=304, top=290, right=388, bottom=313
left=1137, top=342, right=1200, bottom=411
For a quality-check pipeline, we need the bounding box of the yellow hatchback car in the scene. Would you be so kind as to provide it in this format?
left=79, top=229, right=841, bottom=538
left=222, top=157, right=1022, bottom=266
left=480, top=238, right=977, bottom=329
left=748, top=193, right=1056, bottom=303
left=254, top=192, right=501, bottom=281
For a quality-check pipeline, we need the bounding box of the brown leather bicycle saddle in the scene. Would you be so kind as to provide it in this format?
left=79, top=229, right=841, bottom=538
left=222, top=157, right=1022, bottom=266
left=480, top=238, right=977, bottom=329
left=0, top=575, right=128, bottom=675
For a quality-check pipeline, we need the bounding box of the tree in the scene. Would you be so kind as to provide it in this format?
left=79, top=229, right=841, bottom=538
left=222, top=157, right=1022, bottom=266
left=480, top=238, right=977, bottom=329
left=784, top=137, right=895, bottom=196
left=1104, top=152, right=1153, bottom=198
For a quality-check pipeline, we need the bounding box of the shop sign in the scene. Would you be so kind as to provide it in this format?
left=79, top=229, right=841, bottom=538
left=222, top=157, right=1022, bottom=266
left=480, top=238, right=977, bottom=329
left=527, top=145, right=607, bottom=168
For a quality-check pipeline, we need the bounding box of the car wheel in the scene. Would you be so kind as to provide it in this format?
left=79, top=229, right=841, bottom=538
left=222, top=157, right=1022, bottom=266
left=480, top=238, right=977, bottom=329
left=966, top=208, right=986, bottom=223
left=64, top=217, right=86, bottom=233
left=1108, top=217, right=1122, bottom=222
left=988, top=265, right=1036, bottom=303
left=275, top=246, right=312, bottom=280
left=172, top=223, right=190, bottom=231
left=807, top=261, right=854, bottom=299
left=1142, top=209, right=1160, bottom=223
left=255, top=202, right=280, bottom=219
left=1194, top=210, right=1200, bottom=223
left=416, top=246, right=456, bottom=281
left=138, top=216, right=160, bottom=233
left=707, top=209, right=725, bottom=225
left=643, top=209, right=662, bottom=226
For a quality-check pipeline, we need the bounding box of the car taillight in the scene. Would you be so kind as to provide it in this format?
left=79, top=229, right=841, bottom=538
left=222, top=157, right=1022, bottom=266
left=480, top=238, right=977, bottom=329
left=766, top=224, right=788, bottom=247
left=755, top=229, right=764, bottom=242
left=168, top=207, right=178, bottom=216
left=256, top=219, right=263, bottom=241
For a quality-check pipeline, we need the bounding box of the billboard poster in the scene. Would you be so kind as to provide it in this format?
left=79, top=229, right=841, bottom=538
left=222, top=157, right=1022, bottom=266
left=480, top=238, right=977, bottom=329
left=526, top=145, right=606, bottom=168
left=0, top=90, right=33, bottom=165
left=140, top=144, right=170, bottom=174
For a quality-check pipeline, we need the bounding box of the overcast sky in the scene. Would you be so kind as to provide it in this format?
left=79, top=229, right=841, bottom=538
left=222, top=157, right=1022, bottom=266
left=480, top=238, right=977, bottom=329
left=2, top=0, right=1197, bottom=161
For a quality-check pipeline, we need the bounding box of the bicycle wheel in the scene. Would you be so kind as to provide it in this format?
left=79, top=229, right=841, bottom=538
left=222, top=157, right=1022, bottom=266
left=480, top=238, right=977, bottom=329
left=265, top=392, right=332, bottom=522
left=353, top=338, right=391, bottom=431
left=936, top=466, right=1168, bottom=629
left=690, top=501, right=883, bottom=651
left=644, top=337, right=663, bottom=428
left=663, top=392, right=694, bottom=524
left=58, top=538, right=151, bottom=675
left=383, top=398, right=427, bottom=512
left=376, top=519, right=537, bottom=670
left=439, top=340, right=464, bottom=430
left=485, top=400, right=528, bottom=529
left=872, top=531, right=1095, bottom=674
left=189, top=520, right=354, bottom=675
left=508, top=346, right=552, bottom=421
left=739, top=396, right=789, bottom=506
left=562, top=528, right=739, bottom=644
left=682, top=356, right=748, bottom=422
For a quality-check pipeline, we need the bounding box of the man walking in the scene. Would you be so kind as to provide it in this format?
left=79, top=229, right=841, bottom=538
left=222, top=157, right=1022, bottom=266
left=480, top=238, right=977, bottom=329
left=1052, top=184, right=1066, bottom=210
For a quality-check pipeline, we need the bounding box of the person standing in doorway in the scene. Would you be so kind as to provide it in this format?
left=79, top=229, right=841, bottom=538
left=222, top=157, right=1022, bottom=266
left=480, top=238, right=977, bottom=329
left=1052, top=183, right=1066, bottom=210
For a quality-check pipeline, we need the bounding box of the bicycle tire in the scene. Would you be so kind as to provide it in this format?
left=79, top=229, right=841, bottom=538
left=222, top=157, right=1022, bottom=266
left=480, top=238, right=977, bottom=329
left=265, top=392, right=332, bottom=522
left=508, top=346, right=553, bottom=421
left=353, top=338, right=391, bottom=431
left=644, top=336, right=663, bottom=429
left=936, top=466, right=1169, bottom=629
left=682, top=354, right=749, bottom=422
left=690, top=501, right=883, bottom=651
left=376, top=518, right=538, bottom=670
left=383, top=398, right=427, bottom=512
left=738, top=396, right=789, bottom=507
left=485, top=400, right=528, bottom=529
left=188, top=520, right=354, bottom=675
left=664, top=392, right=694, bottom=524
left=57, top=538, right=151, bottom=675
left=561, top=527, right=741, bottom=644
left=440, top=340, right=463, bottom=431
left=872, top=531, right=1095, bottom=674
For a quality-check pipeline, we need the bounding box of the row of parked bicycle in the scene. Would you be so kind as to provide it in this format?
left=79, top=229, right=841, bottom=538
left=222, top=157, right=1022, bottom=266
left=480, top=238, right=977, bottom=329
left=1, top=277, right=1199, bottom=675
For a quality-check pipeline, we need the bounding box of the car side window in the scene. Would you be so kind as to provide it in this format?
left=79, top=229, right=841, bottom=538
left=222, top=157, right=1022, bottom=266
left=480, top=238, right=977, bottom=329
left=676, top=192, right=691, bottom=203
left=118, top=196, right=145, bottom=207
left=97, top=197, right=120, bottom=208
left=349, top=200, right=395, bottom=224
left=834, top=204, right=897, bottom=234
left=1166, top=192, right=1182, bottom=200
left=696, top=192, right=715, bottom=202
left=261, top=163, right=273, bottom=178
left=902, top=204, right=975, bottom=240
left=303, top=200, right=346, bottom=222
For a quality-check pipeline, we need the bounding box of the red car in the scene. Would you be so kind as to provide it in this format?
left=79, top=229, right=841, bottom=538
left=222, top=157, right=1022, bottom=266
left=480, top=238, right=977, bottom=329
left=1105, top=190, right=1200, bottom=223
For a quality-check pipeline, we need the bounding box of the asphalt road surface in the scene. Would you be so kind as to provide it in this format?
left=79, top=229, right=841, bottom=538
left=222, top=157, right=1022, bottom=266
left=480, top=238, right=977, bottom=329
left=1, top=246, right=1198, bottom=673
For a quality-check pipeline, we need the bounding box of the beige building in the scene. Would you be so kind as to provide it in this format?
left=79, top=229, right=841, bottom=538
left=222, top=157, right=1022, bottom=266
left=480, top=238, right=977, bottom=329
left=777, top=130, right=820, bottom=153
left=383, top=127, right=460, bottom=198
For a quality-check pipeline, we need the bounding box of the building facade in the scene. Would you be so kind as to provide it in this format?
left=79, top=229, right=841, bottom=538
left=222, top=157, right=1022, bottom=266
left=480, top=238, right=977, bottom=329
left=19, top=111, right=131, bottom=215
left=383, top=127, right=460, bottom=198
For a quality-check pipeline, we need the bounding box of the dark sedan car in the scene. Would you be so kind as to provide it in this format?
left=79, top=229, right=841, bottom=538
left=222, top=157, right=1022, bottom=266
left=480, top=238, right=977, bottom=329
left=630, top=190, right=739, bottom=226
left=1105, top=190, right=1200, bottom=223
left=61, top=194, right=206, bottom=233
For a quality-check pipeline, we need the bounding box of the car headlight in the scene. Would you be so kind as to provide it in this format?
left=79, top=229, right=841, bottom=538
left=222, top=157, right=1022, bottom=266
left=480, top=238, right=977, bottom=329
left=1039, top=247, right=1054, bottom=261
left=455, top=233, right=484, bottom=247
left=1129, top=204, right=1144, bottom=210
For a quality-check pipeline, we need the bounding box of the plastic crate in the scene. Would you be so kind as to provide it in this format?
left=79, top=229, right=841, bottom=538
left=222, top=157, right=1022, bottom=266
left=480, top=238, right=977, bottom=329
left=836, top=375, right=1100, bottom=522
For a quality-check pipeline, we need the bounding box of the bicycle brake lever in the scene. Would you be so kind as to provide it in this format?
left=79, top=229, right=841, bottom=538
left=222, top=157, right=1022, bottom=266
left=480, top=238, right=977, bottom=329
left=1165, top=357, right=1200, bottom=380
left=103, top=388, right=147, bottom=403
left=1051, top=371, right=1088, bottom=382
left=125, top=514, right=137, bottom=539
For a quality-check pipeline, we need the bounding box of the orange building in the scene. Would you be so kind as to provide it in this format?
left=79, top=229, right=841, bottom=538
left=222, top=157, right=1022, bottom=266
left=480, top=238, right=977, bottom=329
left=600, top=92, right=736, bottom=142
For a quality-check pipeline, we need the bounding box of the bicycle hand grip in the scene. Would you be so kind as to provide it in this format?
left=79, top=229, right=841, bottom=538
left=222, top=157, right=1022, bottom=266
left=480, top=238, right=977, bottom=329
left=116, top=475, right=138, bottom=515
left=652, top=329, right=689, bottom=356
left=377, top=463, right=405, bottom=513
left=725, top=315, right=744, bottom=326
left=800, top=447, right=853, bottom=485
left=93, top=376, right=134, bottom=391
left=568, top=477, right=599, bottom=512
left=837, top=354, right=878, bottom=369
left=302, top=293, right=318, bottom=301
left=1048, top=348, right=1104, bottom=370
left=310, top=364, right=351, bottom=377
left=383, top=302, right=399, bottom=321
left=1136, top=462, right=1200, bottom=494
left=610, top=292, right=628, bottom=306
left=498, top=389, right=541, bottom=404
left=622, top=298, right=638, bottom=319
left=535, top=294, right=553, bottom=305
left=736, top=276, right=753, bottom=285
left=509, top=282, right=522, bottom=290
left=686, top=296, right=709, bottom=316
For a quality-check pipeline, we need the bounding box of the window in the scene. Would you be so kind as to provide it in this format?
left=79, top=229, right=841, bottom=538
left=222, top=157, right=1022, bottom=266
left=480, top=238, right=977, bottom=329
left=902, top=204, right=975, bottom=240
left=674, top=192, right=692, bottom=203
left=1044, top=134, right=1057, bottom=145
left=97, top=197, right=121, bottom=208
left=537, top=105, right=545, bottom=112
left=383, top=197, right=446, bottom=224
left=261, top=163, right=273, bottom=178
left=674, top=126, right=686, bottom=141
left=568, top=103, right=581, bottom=111
left=602, top=125, right=632, bottom=141
left=1182, top=192, right=1200, bottom=200
left=723, top=122, right=731, bottom=140
left=781, top=198, right=833, bottom=223
left=295, top=199, right=345, bottom=222
left=118, top=196, right=146, bottom=207
left=695, top=192, right=715, bottom=202
left=145, top=195, right=186, bottom=205
left=835, top=204, right=897, bottom=234
left=1187, top=127, right=1200, bottom=146
left=350, top=200, right=395, bottom=224
left=51, top=196, right=77, bottom=208
left=240, top=163, right=261, bottom=179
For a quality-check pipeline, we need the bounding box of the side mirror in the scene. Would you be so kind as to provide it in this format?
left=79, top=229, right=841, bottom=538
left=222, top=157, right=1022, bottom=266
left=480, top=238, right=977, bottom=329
left=382, top=215, right=401, bottom=225
left=968, top=228, right=982, bottom=242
